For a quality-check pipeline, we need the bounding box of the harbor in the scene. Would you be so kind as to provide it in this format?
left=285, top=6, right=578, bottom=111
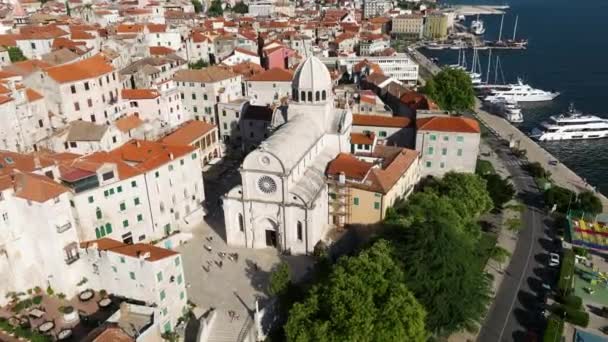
left=448, top=4, right=509, bottom=16
left=407, top=48, right=608, bottom=211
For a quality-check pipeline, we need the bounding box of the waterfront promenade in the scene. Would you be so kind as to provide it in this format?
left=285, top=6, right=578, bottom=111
left=409, top=49, right=608, bottom=212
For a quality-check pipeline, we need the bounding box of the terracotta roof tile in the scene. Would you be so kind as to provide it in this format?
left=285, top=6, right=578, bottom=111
left=25, top=88, right=43, bottom=102
left=416, top=116, right=480, bottom=134
left=247, top=68, right=293, bottom=82
left=173, top=66, right=238, bottom=83
left=14, top=172, right=69, bottom=203
left=111, top=140, right=196, bottom=173
left=80, top=238, right=179, bottom=262
left=114, top=115, right=143, bottom=133
left=45, top=55, right=114, bottom=83
left=326, top=153, right=373, bottom=181
left=350, top=132, right=375, bottom=145
left=161, top=120, right=216, bottom=146
left=149, top=46, right=174, bottom=56
left=353, top=114, right=411, bottom=128
left=121, top=88, right=159, bottom=99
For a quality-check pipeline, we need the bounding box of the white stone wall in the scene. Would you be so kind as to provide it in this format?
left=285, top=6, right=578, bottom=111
left=416, top=130, right=480, bottom=178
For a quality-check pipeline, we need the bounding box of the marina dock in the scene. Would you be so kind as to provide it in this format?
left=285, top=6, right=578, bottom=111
left=408, top=49, right=608, bottom=211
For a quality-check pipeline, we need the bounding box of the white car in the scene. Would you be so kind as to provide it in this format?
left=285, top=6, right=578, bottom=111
left=549, top=253, right=560, bottom=267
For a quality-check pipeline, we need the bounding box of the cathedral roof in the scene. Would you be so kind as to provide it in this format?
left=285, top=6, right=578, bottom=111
left=292, top=56, right=331, bottom=92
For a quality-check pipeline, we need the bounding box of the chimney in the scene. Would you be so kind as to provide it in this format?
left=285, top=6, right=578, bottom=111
left=33, top=155, right=41, bottom=169
left=169, top=152, right=174, bottom=160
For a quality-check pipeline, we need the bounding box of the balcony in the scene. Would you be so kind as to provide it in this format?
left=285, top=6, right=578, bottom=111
left=56, top=222, right=72, bottom=234
left=62, top=175, right=99, bottom=193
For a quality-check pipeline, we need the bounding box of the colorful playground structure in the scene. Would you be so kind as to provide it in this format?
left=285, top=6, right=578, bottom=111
left=570, top=217, right=608, bottom=250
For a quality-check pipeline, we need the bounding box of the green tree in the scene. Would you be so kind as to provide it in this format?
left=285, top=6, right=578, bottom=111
left=575, top=191, right=603, bottom=216
left=269, top=262, right=291, bottom=297
left=424, top=172, right=493, bottom=221
left=422, top=68, right=475, bottom=111
left=490, top=245, right=511, bottom=270
left=232, top=1, right=248, bottom=13
left=387, top=217, right=491, bottom=335
left=188, top=59, right=208, bottom=69
left=475, top=159, right=495, bottom=176
left=207, top=0, right=223, bottom=16
left=544, top=186, right=576, bottom=213
left=7, top=47, right=26, bottom=62
left=191, top=0, right=203, bottom=13
left=483, top=173, right=516, bottom=210
left=285, top=240, right=428, bottom=342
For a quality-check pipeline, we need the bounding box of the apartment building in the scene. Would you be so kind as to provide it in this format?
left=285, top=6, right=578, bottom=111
left=161, top=120, right=222, bottom=166
left=24, top=55, right=122, bottom=125
left=392, top=14, right=424, bottom=38
left=174, top=66, right=242, bottom=125
left=80, top=238, right=188, bottom=334
left=245, top=68, right=293, bottom=106
left=415, top=116, right=481, bottom=177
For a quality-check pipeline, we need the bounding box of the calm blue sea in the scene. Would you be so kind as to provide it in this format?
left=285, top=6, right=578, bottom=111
left=422, top=0, right=608, bottom=194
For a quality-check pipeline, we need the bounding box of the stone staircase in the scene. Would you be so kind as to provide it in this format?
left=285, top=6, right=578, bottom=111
left=206, top=309, right=251, bottom=342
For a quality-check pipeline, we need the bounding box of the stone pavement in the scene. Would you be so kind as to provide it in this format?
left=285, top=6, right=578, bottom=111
left=472, top=101, right=608, bottom=212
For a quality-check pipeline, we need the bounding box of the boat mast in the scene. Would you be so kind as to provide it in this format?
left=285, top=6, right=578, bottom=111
left=498, top=14, right=504, bottom=42
left=486, top=49, right=492, bottom=84
left=513, top=15, right=519, bottom=40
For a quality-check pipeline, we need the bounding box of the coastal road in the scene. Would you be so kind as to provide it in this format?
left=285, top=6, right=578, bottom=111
left=477, top=132, right=558, bottom=341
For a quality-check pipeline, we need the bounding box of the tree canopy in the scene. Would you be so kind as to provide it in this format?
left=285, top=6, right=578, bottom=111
left=188, top=59, right=208, bottom=69
left=191, top=0, right=203, bottom=13
left=423, top=68, right=475, bottom=111
left=7, top=47, right=26, bottom=63
left=269, top=262, right=291, bottom=297
left=576, top=191, right=603, bottom=216
left=232, top=1, right=248, bottom=13
left=207, top=0, right=223, bottom=16
left=285, top=240, right=428, bottom=342
left=483, top=173, right=516, bottom=210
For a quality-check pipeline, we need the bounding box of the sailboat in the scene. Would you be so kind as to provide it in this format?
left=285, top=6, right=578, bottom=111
left=486, top=15, right=528, bottom=49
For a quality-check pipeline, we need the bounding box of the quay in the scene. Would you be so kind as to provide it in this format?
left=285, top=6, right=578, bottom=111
left=408, top=48, right=608, bottom=211
left=448, top=5, right=509, bottom=16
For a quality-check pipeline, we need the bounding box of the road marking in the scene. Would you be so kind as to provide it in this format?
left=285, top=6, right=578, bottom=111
left=496, top=209, right=537, bottom=341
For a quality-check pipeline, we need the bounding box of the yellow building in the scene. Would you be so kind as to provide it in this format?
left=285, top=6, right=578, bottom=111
left=326, top=138, right=420, bottom=228
left=423, top=13, right=449, bottom=40
left=392, top=14, right=424, bottom=38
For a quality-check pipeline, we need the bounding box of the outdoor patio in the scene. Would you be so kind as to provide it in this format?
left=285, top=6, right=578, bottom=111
left=0, top=288, right=121, bottom=341
left=574, top=264, right=608, bottom=307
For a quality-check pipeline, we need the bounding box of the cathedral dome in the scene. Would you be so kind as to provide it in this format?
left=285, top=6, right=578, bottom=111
left=292, top=56, right=332, bottom=104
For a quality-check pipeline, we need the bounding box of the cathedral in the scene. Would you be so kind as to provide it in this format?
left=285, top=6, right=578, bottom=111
left=223, top=56, right=352, bottom=255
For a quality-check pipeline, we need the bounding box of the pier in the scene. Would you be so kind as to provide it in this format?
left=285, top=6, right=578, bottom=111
left=408, top=49, right=608, bottom=211
left=449, top=5, right=510, bottom=16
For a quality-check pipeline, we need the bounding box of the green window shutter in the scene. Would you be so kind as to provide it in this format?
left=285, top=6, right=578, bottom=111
left=430, top=135, right=437, bottom=141
left=109, top=188, right=114, bottom=195
left=120, top=257, right=125, bottom=263
left=100, top=225, right=106, bottom=237
left=131, top=180, right=137, bottom=187
left=426, top=161, right=432, bottom=168
left=137, top=214, right=143, bottom=222
left=120, top=202, right=126, bottom=211
left=88, top=196, right=94, bottom=203
left=353, top=197, right=359, bottom=205
left=379, top=131, right=387, bottom=137
left=129, top=272, right=135, bottom=280
left=105, top=223, right=112, bottom=234
left=442, top=148, right=447, bottom=155
left=457, top=136, right=464, bottom=142
left=374, top=202, right=380, bottom=209
left=169, top=165, right=174, bottom=171
left=96, top=208, right=102, bottom=219
left=180, top=291, right=185, bottom=300
left=428, top=147, right=434, bottom=155
left=112, top=266, right=117, bottom=273
left=95, top=228, right=101, bottom=238
left=104, top=190, right=108, bottom=197
left=192, top=153, right=197, bottom=160
left=180, top=159, right=184, bottom=165
left=155, top=171, right=159, bottom=178
left=117, top=186, right=122, bottom=193
left=157, top=272, right=163, bottom=282
left=177, top=274, right=183, bottom=284
left=134, top=197, right=140, bottom=205
left=457, top=149, right=463, bottom=156
left=123, top=220, right=129, bottom=228
left=443, top=136, right=449, bottom=141
left=175, top=257, right=180, bottom=266
left=160, top=290, right=166, bottom=301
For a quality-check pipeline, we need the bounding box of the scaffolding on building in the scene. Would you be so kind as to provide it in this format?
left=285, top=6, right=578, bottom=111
left=327, top=173, right=351, bottom=231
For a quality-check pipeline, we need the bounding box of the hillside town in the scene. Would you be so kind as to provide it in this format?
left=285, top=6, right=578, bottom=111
left=0, top=0, right=603, bottom=341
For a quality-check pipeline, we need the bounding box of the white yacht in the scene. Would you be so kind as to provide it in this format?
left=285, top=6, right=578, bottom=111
left=484, top=78, right=559, bottom=102
left=531, top=105, right=608, bottom=141
left=471, top=16, right=486, bottom=35
left=485, top=97, right=524, bottom=123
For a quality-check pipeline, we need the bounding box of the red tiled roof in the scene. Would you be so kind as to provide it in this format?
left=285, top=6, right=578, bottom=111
left=149, top=46, right=175, bottom=56
left=111, top=140, right=196, bottom=173
left=14, top=173, right=69, bottom=203
left=25, top=88, right=43, bottom=102
left=247, top=68, right=293, bottom=82
left=121, top=88, right=159, bottom=99
left=326, top=153, right=373, bottom=181
left=353, top=114, right=410, bottom=128
left=350, top=132, right=375, bottom=145
left=80, top=238, right=179, bottom=262
left=161, top=120, right=216, bottom=146
left=45, top=55, right=113, bottom=83
left=416, top=116, right=480, bottom=133
left=115, top=115, right=143, bottom=133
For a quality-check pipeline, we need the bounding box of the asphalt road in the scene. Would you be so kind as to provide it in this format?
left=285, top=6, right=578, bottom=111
left=477, top=133, right=560, bottom=341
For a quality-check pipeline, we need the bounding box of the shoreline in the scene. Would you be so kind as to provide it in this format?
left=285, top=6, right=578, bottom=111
left=408, top=48, right=608, bottom=212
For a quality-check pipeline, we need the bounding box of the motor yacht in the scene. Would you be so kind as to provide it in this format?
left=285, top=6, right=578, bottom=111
left=484, top=78, right=559, bottom=102
left=531, top=105, right=608, bottom=141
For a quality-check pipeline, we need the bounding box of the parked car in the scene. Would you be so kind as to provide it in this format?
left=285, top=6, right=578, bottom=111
left=549, top=253, right=560, bottom=267
left=549, top=160, right=558, bottom=166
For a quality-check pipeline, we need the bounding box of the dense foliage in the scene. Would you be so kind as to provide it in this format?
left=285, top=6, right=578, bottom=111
left=207, top=0, right=223, bottom=16
left=543, top=316, right=563, bottom=342
left=545, top=186, right=602, bottom=216
left=7, top=47, right=26, bottom=62
left=191, top=0, right=203, bottom=13
left=232, top=1, right=248, bottom=13
left=483, top=174, right=516, bottom=210
left=422, top=68, right=475, bottom=111
left=269, top=262, right=291, bottom=297
left=285, top=241, right=428, bottom=342
left=188, top=59, right=208, bottom=69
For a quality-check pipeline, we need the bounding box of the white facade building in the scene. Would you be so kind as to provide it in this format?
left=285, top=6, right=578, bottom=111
left=245, top=68, right=293, bottom=106
left=320, top=54, right=419, bottom=86
left=223, top=57, right=352, bottom=255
